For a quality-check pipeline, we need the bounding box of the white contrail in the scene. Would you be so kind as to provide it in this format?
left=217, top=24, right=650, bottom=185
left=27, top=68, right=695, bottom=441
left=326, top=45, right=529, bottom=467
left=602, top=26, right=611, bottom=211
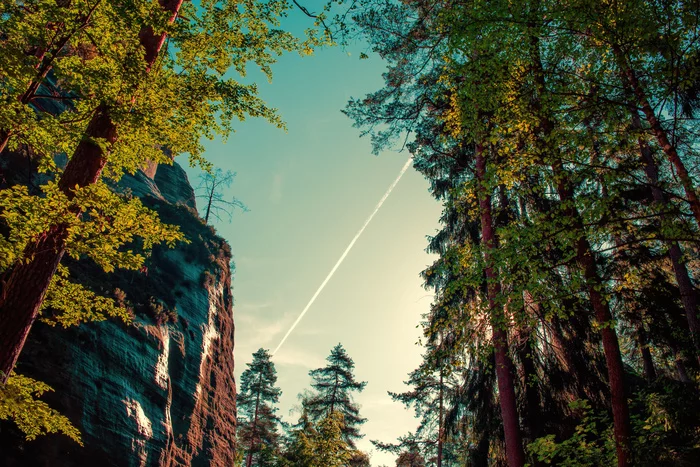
left=272, top=157, right=414, bottom=356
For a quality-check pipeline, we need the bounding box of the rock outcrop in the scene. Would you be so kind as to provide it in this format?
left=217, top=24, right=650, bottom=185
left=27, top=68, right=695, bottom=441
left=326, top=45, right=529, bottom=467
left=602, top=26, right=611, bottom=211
left=0, top=163, right=237, bottom=466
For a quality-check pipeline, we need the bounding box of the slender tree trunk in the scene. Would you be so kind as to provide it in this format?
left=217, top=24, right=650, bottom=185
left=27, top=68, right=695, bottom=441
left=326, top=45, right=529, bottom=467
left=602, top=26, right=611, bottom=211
left=475, top=142, right=525, bottom=467
left=636, top=325, right=656, bottom=382
left=472, top=432, right=490, bottom=467
left=630, top=112, right=700, bottom=352
left=330, top=372, right=338, bottom=415
left=609, top=230, right=658, bottom=384
left=613, top=45, right=700, bottom=226
left=204, top=185, right=214, bottom=224
left=595, top=123, right=660, bottom=384
left=516, top=326, right=541, bottom=441
left=551, top=160, right=632, bottom=466
left=0, top=0, right=184, bottom=384
left=437, top=371, right=444, bottom=467
left=246, top=386, right=262, bottom=467
left=528, top=31, right=632, bottom=465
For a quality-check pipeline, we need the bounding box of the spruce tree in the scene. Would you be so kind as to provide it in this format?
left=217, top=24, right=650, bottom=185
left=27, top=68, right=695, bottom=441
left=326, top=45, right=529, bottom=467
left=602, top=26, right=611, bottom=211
left=303, top=343, right=367, bottom=448
left=237, top=348, right=283, bottom=467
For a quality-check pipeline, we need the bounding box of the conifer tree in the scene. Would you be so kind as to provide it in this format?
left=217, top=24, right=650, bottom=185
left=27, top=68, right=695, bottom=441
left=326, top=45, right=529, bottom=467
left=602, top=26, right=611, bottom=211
left=237, top=348, right=283, bottom=467
left=339, top=0, right=700, bottom=466
left=303, top=343, right=367, bottom=448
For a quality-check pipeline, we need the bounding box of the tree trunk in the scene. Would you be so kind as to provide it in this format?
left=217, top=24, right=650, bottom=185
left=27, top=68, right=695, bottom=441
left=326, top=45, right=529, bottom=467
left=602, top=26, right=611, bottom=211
left=529, top=31, right=632, bottom=465
left=636, top=326, right=656, bottom=383
left=475, top=142, right=525, bottom=467
left=246, top=384, right=262, bottom=467
left=0, top=105, right=115, bottom=383
left=630, top=112, right=700, bottom=352
left=0, top=0, right=183, bottom=384
left=204, top=185, right=214, bottom=224
left=330, top=372, right=339, bottom=415
left=516, top=326, right=541, bottom=441
left=552, top=160, right=632, bottom=466
left=0, top=226, right=67, bottom=380
left=437, top=371, right=444, bottom=467
left=614, top=46, right=700, bottom=226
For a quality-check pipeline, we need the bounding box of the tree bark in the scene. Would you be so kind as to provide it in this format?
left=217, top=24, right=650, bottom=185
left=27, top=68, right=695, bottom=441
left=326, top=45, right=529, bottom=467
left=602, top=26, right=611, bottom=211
left=475, top=142, right=525, bottom=467
left=614, top=46, right=700, bottom=227
left=552, top=159, right=632, bottom=467
left=528, top=30, right=632, bottom=465
left=636, top=325, right=656, bottom=383
left=0, top=0, right=183, bottom=384
left=630, top=112, right=700, bottom=352
left=437, top=371, right=444, bottom=467
left=246, top=381, right=262, bottom=467
left=0, top=105, right=115, bottom=383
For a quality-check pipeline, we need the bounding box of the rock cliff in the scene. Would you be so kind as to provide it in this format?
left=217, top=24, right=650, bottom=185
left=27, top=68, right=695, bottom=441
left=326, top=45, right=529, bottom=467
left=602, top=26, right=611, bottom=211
left=0, top=162, right=237, bottom=466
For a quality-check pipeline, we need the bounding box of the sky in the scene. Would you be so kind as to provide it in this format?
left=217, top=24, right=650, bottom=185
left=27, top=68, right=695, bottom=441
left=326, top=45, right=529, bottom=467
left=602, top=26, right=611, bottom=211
left=182, top=7, right=443, bottom=465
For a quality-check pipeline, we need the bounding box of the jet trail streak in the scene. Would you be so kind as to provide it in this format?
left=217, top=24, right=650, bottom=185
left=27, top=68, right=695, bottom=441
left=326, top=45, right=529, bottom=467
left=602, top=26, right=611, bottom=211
left=272, top=157, right=413, bottom=356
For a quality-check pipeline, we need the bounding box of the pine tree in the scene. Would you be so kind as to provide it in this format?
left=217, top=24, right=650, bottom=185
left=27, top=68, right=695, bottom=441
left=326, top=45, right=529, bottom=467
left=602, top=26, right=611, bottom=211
left=339, top=0, right=700, bottom=465
left=237, top=348, right=283, bottom=467
left=303, top=343, right=367, bottom=448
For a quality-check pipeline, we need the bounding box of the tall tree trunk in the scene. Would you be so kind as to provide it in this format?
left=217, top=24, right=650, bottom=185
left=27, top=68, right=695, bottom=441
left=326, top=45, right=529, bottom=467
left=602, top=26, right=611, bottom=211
left=551, top=160, right=632, bottom=466
left=630, top=112, right=700, bottom=352
left=330, top=372, right=338, bottom=415
left=0, top=105, right=115, bottom=382
left=609, top=230, right=657, bottom=384
left=528, top=30, right=632, bottom=465
left=0, top=0, right=183, bottom=385
left=636, top=325, right=656, bottom=382
left=246, top=385, right=262, bottom=467
left=475, top=142, right=525, bottom=467
left=437, top=371, right=444, bottom=467
left=613, top=46, right=700, bottom=226
left=668, top=341, right=692, bottom=383
left=515, top=325, right=541, bottom=441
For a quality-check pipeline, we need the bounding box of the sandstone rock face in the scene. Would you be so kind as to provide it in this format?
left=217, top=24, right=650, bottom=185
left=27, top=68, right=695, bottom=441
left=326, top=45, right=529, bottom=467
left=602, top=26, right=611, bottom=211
left=0, top=163, right=236, bottom=467
left=154, top=163, right=198, bottom=211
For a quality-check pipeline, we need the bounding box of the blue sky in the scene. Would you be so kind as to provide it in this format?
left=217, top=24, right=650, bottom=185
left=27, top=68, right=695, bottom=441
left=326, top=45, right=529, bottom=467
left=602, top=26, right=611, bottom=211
left=182, top=6, right=443, bottom=465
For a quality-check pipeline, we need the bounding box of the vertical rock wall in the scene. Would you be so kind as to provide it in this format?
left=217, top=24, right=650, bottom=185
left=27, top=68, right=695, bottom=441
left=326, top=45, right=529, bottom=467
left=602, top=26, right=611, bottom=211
left=0, top=163, right=237, bottom=466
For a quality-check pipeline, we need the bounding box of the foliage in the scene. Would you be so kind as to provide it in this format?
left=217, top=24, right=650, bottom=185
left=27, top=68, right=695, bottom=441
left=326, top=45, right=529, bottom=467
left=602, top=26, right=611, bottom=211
left=146, top=296, right=177, bottom=325
left=280, top=412, right=358, bottom=467
left=0, top=181, right=183, bottom=273
left=527, top=400, right=616, bottom=467
left=40, top=265, right=132, bottom=327
left=0, top=0, right=326, bottom=446
left=303, top=343, right=367, bottom=448
left=341, top=0, right=700, bottom=465
left=0, top=373, right=82, bottom=444
left=237, top=348, right=283, bottom=466
left=528, top=386, right=700, bottom=466
left=395, top=449, right=426, bottom=467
